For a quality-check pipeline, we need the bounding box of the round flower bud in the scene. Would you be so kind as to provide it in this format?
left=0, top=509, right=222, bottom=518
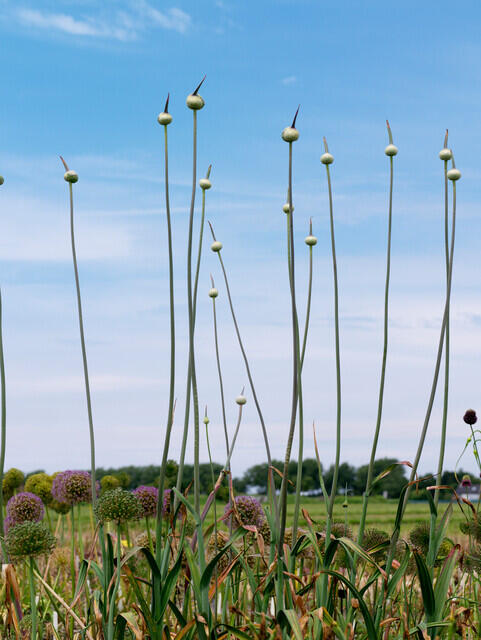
left=203, top=416, right=209, bottom=425
left=64, top=170, right=78, bottom=183
left=157, top=112, right=173, bottom=125
left=384, top=144, right=398, bottom=157
left=199, top=178, right=212, bottom=190
left=321, top=152, right=334, bottom=165
left=0, top=176, right=4, bottom=186
left=282, top=203, right=294, bottom=214
left=447, top=168, right=461, bottom=181
left=463, top=409, right=477, bottom=425
left=281, top=127, right=299, bottom=142
left=211, top=241, right=223, bottom=252
left=236, top=395, right=247, bottom=405
left=439, top=148, right=452, bottom=161
left=305, top=235, right=317, bottom=246
left=208, top=287, right=218, bottom=298
left=186, top=94, right=205, bottom=110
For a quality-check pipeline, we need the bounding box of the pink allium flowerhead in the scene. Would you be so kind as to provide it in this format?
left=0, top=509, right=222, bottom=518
left=132, top=486, right=158, bottom=518
left=224, top=495, right=265, bottom=530
left=162, top=489, right=172, bottom=518
left=6, top=492, right=44, bottom=529
left=52, top=470, right=96, bottom=505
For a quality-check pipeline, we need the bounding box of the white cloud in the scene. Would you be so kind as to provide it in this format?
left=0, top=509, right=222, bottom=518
left=14, top=2, right=192, bottom=42
left=282, top=76, right=297, bottom=86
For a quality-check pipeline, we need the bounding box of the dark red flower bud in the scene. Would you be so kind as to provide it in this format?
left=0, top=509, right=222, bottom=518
left=464, top=409, right=477, bottom=425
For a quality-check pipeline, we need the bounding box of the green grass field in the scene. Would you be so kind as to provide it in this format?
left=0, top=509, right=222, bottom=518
left=72, top=494, right=470, bottom=540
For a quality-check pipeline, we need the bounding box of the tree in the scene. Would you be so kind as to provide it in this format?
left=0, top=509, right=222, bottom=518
left=353, top=458, right=407, bottom=498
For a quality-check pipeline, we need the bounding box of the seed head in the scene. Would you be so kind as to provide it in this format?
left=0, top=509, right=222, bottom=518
left=384, top=144, right=398, bottom=157
left=5, top=521, right=56, bottom=560
left=447, top=168, right=461, bottom=181
left=199, top=178, right=212, bottom=190
left=320, top=152, right=334, bottom=165
left=464, top=409, right=477, bottom=425
left=186, top=76, right=206, bottom=110
left=439, top=148, right=452, bottom=161
left=94, top=487, right=142, bottom=525
left=64, top=170, right=78, bottom=183
left=211, top=240, right=223, bottom=252
left=282, top=105, right=300, bottom=142
left=157, top=93, right=173, bottom=125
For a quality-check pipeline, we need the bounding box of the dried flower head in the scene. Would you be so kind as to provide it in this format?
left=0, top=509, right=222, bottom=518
left=132, top=485, right=158, bottom=519
left=5, top=521, right=56, bottom=560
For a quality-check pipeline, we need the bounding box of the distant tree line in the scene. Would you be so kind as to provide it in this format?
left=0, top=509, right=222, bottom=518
left=19, top=458, right=478, bottom=501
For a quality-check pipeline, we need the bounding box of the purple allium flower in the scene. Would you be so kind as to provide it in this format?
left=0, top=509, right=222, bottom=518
left=162, top=489, right=172, bottom=518
left=132, top=486, right=158, bottom=518
left=462, top=474, right=472, bottom=488
left=224, top=495, right=265, bottom=529
left=51, top=470, right=95, bottom=505
left=5, top=492, right=44, bottom=530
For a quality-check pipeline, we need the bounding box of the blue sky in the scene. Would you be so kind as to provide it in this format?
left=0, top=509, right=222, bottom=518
left=1, top=0, right=480, bottom=479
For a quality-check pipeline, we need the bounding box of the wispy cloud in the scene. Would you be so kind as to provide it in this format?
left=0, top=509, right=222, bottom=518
left=282, top=75, right=297, bottom=85
left=14, top=2, right=191, bottom=41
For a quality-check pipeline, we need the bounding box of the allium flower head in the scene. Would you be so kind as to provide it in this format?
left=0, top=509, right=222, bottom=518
left=162, top=489, right=172, bottom=518
left=224, top=495, right=265, bottom=529
left=462, top=474, right=472, bottom=488
left=24, top=473, right=53, bottom=505
left=52, top=470, right=94, bottom=505
left=6, top=492, right=44, bottom=530
left=132, top=485, right=158, bottom=518
left=94, top=488, right=142, bottom=525
left=5, top=521, right=56, bottom=560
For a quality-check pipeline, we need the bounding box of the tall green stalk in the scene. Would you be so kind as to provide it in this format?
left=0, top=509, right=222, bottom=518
left=434, top=130, right=451, bottom=509
left=357, top=122, right=396, bottom=544
left=322, top=139, right=342, bottom=521
left=176, top=78, right=205, bottom=515
left=279, top=123, right=302, bottom=552
left=210, top=277, right=230, bottom=460
left=0, top=288, right=7, bottom=537
left=61, top=158, right=97, bottom=507
left=155, top=97, right=176, bottom=563
left=385, top=150, right=458, bottom=585
left=29, top=557, right=37, bottom=640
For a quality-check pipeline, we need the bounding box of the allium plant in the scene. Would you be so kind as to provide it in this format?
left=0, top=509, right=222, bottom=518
left=94, top=487, right=142, bottom=525
left=224, top=495, right=265, bottom=530
left=5, top=492, right=44, bottom=530
left=133, top=485, right=158, bottom=518
left=51, top=470, right=94, bottom=505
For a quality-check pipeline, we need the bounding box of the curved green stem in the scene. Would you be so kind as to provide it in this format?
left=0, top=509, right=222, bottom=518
left=434, top=157, right=450, bottom=508
left=358, top=150, right=394, bottom=543
left=208, top=223, right=278, bottom=525
left=69, top=183, right=97, bottom=506
left=211, top=289, right=230, bottom=460
left=156, top=123, right=176, bottom=562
